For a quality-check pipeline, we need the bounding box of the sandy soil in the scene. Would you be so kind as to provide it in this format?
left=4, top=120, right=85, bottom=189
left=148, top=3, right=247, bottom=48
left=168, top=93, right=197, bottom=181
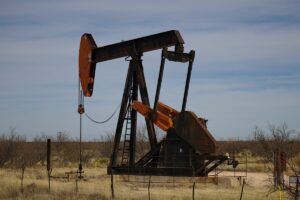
left=213, top=170, right=290, bottom=187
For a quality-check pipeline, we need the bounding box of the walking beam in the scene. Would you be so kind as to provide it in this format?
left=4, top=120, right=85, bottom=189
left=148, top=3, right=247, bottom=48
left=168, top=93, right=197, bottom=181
left=79, top=30, right=185, bottom=97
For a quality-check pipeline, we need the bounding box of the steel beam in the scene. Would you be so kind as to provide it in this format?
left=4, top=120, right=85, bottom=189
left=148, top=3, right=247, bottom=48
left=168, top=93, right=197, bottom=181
left=92, top=30, right=184, bottom=63
left=134, top=57, right=157, bottom=149
left=153, top=48, right=166, bottom=112
left=79, top=30, right=184, bottom=97
left=129, top=63, right=138, bottom=166
left=181, top=50, right=195, bottom=112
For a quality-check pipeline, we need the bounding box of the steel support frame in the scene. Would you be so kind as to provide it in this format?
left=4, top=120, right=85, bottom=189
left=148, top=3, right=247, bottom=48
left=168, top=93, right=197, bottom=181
left=109, top=155, right=229, bottom=177
left=109, top=65, right=133, bottom=167
left=134, top=56, right=157, bottom=149
left=109, top=49, right=198, bottom=174
left=129, top=63, right=138, bottom=166
left=109, top=55, right=157, bottom=168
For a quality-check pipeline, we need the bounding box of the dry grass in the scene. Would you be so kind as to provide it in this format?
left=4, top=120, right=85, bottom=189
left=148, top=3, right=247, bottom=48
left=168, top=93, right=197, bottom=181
left=0, top=166, right=293, bottom=200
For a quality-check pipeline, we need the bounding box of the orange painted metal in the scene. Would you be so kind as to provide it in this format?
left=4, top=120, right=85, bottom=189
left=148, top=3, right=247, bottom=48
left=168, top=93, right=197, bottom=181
left=78, top=34, right=97, bottom=97
left=156, top=102, right=179, bottom=118
left=133, top=100, right=217, bottom=153
left=132, top=101, right=173, bottom=131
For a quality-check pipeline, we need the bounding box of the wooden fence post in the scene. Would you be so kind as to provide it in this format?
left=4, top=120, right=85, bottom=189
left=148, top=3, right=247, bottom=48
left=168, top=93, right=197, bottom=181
left=47, top=139, right=51, bottom=193
left=239, top=179, right=245, bottom=200
left=295, top=177, right=299, bottom=200
left=111, top=169, right=115, bottom=199
left=148, top=176, right=151, bottom=200
left=192, top=182, right=196, bottom=200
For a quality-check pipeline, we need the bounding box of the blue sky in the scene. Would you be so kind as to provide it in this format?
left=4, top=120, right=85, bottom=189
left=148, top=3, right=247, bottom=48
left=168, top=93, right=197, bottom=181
left=0, top=0, right=299, bottom=140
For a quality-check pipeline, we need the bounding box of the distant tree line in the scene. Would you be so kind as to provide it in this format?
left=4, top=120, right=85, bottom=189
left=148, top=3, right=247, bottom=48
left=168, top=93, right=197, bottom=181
left=0, top=127, right=152, bottom=169
left=1, top=124, right=299, bottom=195
left=0, top=124, right=299, bottom=173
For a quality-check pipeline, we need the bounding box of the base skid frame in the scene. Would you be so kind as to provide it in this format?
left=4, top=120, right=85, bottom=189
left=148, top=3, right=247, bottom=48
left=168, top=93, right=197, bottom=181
left=108, top=166, right=198, bottom=177
left=107, top=154, right=235, bottom=177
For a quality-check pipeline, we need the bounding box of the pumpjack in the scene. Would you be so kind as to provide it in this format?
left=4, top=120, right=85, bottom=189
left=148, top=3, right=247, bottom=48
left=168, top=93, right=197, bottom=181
left=78, top=30, right=238, bottom=176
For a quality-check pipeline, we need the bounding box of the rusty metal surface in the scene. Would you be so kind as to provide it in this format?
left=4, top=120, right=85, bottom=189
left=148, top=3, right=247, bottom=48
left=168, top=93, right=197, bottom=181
left=78, top=33, right=97, bottom=97
left=173, top=111, right=217, bottom=154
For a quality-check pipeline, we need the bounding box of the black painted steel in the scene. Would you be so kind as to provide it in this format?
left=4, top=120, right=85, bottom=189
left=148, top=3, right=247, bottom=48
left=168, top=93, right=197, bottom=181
left=92, top=30, right=184, bottom=63
left=153, top=48, right=166, bottom=112
left=110, top=65, right=133, bottom=167
left=181, top=51, right=195, bottom=112
left=129, top=64, right=138, bottom=166
left=134, top=57, right=157, bottom=149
